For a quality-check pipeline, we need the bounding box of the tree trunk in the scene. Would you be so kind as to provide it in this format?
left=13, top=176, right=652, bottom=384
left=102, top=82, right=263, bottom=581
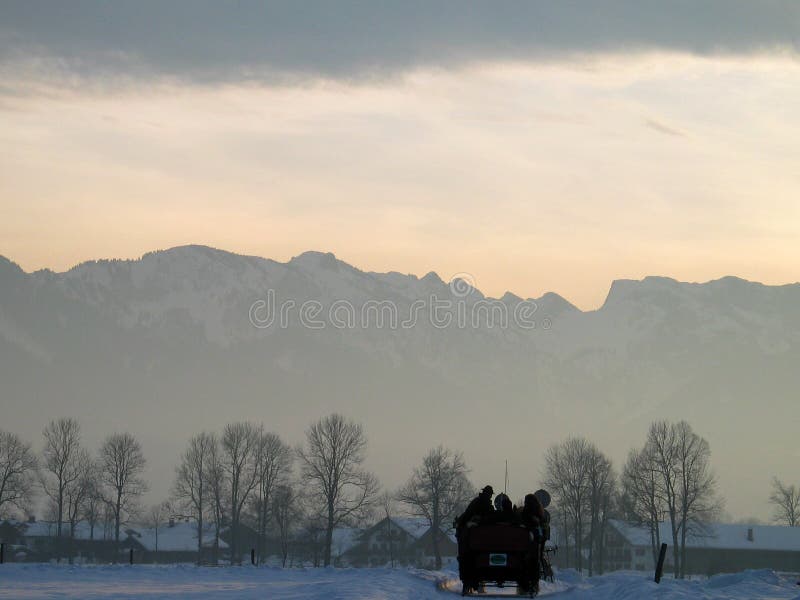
left=197, top=482, right=204, bottom=564
left=115, top=491, right=122, bottom=560
left=230, top=514, right=238, bottom=565
left=324, top=503, right=334, bottom=567
left=433, top=500, right=442, bottom=570
left=679, top=518, right=687, bottom=579
left=197, top=510, right=204, bottom=564
left=670, top=518, right=679, bottom=579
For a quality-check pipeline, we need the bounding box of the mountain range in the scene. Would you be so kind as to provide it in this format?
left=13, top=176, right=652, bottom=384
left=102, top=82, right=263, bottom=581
left=1, top=245, right=798, bottom=519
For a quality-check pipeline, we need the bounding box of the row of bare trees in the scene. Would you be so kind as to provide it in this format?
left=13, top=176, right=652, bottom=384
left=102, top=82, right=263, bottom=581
left=169, top=414, right=480, bottom=569
left=543, top=421, right=722, bottom=579
left=621, top=421, right=722, bottom=578
left=7, top=416, right=768, bottom=575
left=172, top=424, right=295, bottom=564
left=0, top=419, right=147, bottom=560
left=543, top=437, right=615, bottom=576
left=171, top=415, right=379, bottom=566
left=169, top=415, right=474, bottom=569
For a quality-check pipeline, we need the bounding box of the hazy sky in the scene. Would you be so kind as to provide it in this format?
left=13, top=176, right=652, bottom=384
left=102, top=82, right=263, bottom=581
left=1, top=1, right=799, bottom=309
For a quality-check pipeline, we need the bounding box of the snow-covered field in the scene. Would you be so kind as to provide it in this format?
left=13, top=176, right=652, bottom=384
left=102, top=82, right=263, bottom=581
left=0, top=564, right=798, bottom=599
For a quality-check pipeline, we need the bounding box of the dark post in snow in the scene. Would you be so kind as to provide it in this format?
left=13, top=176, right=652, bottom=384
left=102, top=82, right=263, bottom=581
left=1, top=542, right=5, bottom=564
left=654, top=543, right=668, bottom=583
left=129, top=548, right=134, bottom=565
left=251, top=548, right=256, bottom=566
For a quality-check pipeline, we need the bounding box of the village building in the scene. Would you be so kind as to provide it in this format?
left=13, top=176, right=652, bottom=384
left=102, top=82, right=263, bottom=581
left=125, top=519, right=227, bottom=563
left=605, top=519, right=800, bottom=575
left=338, top=517, right=457, bottom=568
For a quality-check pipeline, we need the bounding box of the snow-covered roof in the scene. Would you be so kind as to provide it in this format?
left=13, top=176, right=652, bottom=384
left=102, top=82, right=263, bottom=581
left=17, top=520, right=96, bottom=540
left=609, top=519, right=800, bottom=552
left=391, top=517, right=430, bottom=540
left=330, top=527, right=361, bottom=556
left=126, top=521, right=227, bottom=552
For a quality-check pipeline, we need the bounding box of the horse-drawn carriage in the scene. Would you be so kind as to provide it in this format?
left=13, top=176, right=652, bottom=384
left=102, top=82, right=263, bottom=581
left=455, top=489, right=553, bottom=597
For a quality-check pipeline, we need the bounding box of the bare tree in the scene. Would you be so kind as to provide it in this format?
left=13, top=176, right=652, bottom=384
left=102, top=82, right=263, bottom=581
left=0, top=430, right=37, bottom=518
left=769, top=478, right=800, bottom=526
left=220, top=422, right=260, bottom=564
left=273, top=483, right=302, bottom=567
left=621, top=445, right=664, bottom=564
left=41, top=418, right=84, bottom=541
left=585, top=445, right=615, bottom=576
left=296, top=414, right=379, bottom=566
left=646, top=420, right=720, bottom=578
left=252, top=429, right=293, bottom=564
left=646, top=421, right=681, bottom=578
left=543, top=437, right=591, bottom=572
left=173, top=432, right=215, bottom=563
left=145, top=501, right=172, bottom=557
left=674, top=421, right=720, bottom=578
left=205, top=437, right=227, bottom=564
left=397, top=445, right=472, bottom=569
left=65, top=452, right=94, bottom=536
left=62, top=451, right=95, bottom=563
left=98, top=432, right=148, bottom=554
left=82, top=476, right=104, bottom=540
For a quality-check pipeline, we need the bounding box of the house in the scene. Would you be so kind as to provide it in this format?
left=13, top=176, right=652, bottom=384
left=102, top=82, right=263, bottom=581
left=606, top=519, right=800, bottom=575
left=339, top=517, right=423, bottom=566
left=218, top=521, right=259, bottom=564
left=2, top=517, right=121, bottom=563
left=125, top=519, right=228, bottom=563
left=339, top=517, right=458, bottom=568
left=411, top=525, right=458, bottom=568
left=1, top=517, right=229, bottom=564
left=330, top=527, right=363, bottom=566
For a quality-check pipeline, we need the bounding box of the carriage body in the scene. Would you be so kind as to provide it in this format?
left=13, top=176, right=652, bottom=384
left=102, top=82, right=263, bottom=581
left=457, top=521, right=539, bottom=596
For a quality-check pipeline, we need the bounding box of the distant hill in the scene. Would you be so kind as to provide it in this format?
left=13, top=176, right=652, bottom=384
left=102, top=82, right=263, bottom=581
left=1, top=245, right=798, bottom=518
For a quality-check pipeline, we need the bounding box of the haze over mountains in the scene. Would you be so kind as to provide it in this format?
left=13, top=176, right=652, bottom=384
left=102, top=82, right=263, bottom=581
left=1, top=245, right=798, bottom=519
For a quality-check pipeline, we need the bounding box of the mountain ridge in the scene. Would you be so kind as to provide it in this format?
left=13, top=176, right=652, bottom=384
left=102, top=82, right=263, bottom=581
left=4, top=244, right=797, bottom=314
left=1, top=244, right=798, bottom=520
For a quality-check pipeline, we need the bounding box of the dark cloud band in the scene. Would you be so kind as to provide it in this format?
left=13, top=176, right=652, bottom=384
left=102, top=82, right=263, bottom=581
left=1, top=0, right=798, bottom=83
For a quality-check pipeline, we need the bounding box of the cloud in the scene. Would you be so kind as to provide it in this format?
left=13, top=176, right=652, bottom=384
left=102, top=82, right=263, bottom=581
left=645, top=118, right=686, bottom=138
left=1, top=1, right=798, bottom=84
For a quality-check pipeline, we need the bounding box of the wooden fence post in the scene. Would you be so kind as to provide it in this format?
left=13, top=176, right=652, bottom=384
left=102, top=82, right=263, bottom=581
left=654, top=543, right=668, bottom=583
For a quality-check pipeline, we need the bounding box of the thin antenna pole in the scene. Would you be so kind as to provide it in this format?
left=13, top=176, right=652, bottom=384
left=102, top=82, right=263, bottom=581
left=504, top=460, right=508, bottom=495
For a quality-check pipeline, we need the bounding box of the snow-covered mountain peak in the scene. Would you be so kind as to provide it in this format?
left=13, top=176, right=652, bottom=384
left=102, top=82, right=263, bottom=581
left=420, top=271, right=445, bottom=287
left=601, top=276, right=683, bottom=309
left=534, top=291, right=580, bottom=316
left=288, top=250, right=342, bottom=271
left=500, top=291, right=522, bottom=303
left=0, top=255, right=24, bottom=281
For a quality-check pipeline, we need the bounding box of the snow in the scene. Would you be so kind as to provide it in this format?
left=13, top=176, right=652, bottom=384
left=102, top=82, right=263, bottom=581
left=0, top=565, right=798, bottom=599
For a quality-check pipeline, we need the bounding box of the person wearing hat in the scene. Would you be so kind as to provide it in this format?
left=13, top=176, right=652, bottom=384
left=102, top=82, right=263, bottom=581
left=456, top=485, right=494, bottom=529
left=455, top=485, right=495, bottom=590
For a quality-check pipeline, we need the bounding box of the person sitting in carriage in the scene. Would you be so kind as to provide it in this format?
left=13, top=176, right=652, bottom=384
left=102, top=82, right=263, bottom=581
left=455, top=485, right=495, bottom=583
left=456, top=485, right=495, bottom=530
left=492, top=492, right=515, bottom=522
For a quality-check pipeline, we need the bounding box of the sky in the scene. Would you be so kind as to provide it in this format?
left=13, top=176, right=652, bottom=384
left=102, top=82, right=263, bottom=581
left=2, top=1, right=799, bottom=309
